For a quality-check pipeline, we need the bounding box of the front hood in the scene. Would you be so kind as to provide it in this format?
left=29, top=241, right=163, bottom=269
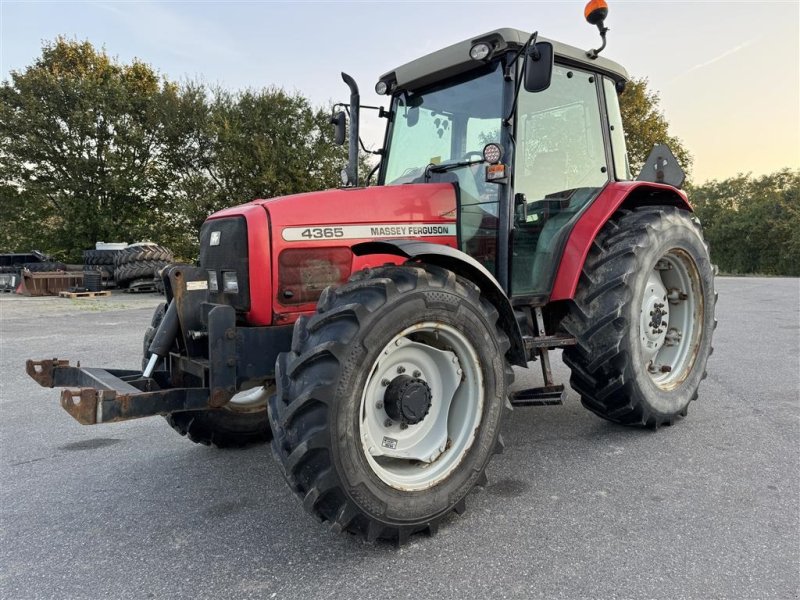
left=206, top=183, right=459, bottom=323
left=255, top=183, right=457, bottom=231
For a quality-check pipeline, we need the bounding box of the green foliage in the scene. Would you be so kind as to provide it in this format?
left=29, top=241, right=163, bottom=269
left=1, top=39, right=351, bottom=261
left=689, top=170, right=800, bottom=276
left=0, top=38, right=179, bottom=260
left=164, top=85, right=352, bottom=244
left=619, top=77, right=692, bottom=178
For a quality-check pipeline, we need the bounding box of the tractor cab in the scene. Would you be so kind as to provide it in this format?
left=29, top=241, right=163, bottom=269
left=370, top=29, right=631, bottom=301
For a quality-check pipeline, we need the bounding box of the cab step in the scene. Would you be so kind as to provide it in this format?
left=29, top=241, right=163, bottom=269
left=509, top=384, right=566, bottom=407
left=523, top=333, right=577, bottom=350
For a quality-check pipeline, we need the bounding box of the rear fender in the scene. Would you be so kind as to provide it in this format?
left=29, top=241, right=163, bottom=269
left=550, top=181, right=692, bottom=301
left=352, top=240, right=527, bottom=367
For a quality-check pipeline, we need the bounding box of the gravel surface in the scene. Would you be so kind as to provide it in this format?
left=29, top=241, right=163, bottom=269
left=1, top=278, right=798, bottom=600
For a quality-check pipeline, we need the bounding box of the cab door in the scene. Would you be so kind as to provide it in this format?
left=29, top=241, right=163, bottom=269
left=511, top=64, right=611, bottom=301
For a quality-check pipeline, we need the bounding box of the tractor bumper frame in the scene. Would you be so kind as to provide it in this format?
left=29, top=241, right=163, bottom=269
left=25, top=318, right=293, bottom=425
left=26, top=359, right=212, bottom=425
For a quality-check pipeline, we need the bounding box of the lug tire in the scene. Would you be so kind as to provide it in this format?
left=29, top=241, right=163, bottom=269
left=561, top=206, right=717, bottom=428
left=268, top=263, right=514, bottom=545
left=83, top=249, right=118, bottom=266
left=114, top=244, right=173, bottom=267
left=115, top=261, right=169, bottom=284
left=165, top=409, right=271, bottom=449
left=141, top=303, right=271, bottom=448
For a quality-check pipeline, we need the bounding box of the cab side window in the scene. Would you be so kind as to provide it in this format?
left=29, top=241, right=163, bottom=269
left=516, top=65, right=608, bottom=202
left=511, top=65, right=609, bottom=297
left=603, top=76, right=632, bottom=180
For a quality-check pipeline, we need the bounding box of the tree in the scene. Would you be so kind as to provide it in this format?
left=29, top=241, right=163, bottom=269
left=689, top=169, right=800, bottom=276
left=0, top=39, right=355, bottom=261
left=619, top=77, right=692, bottom=179
left=0, top=38, right=183, bottom=261
left=164, top=85, right=353, bottom=245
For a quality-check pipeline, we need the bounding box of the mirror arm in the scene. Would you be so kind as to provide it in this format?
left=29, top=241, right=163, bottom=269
left=341, top=104, right=383, bottom=156
left=360, top=142, right=383, bottom=156
left=503, top=31, right=538, bottom=125
left=366, top=162, right=381, bottom=187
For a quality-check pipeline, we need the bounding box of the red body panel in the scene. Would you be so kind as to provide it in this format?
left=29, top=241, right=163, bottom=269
left=205, top=203, right=273, bottom=325
left=209, top=184, right=457, bottom=325
left=266, top=184, right=457, bottom=323
left=204, top=180, right=689, bottom=326
left=549, top=181, right=691, bottom=301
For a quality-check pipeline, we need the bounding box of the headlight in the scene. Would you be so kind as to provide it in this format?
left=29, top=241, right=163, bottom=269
left=469, top=42, right=492, bottom=61
left=483, top=143, right=503, bottom=164
left=222, top=271, right=239, bottom=293
left=278, top=248, right=352, bottom=305
left=207, top=270, right=219, bottom=292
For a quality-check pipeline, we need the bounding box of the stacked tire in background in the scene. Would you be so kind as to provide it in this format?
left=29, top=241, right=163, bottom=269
left=81, top=243, right=174, bottom=293
left=113, top=243, right=173, bottom=291
left=83, top=249, right=117, bottom=289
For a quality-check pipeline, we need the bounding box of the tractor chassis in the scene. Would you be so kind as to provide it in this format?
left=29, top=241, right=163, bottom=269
left=513, top=306, right=577, bottom=406
left=25, top=260, right=576, bottom=425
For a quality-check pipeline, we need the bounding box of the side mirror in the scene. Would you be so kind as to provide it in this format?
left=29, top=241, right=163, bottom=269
left=330, top=111, right=346, bottom=146
left=523, top=42, right=554, bottom=93
left=406, top=106, right=419, bottom=128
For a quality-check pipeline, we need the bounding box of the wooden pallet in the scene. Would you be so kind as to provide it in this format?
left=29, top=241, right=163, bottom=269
left=58, top=290, right=111, bottom=299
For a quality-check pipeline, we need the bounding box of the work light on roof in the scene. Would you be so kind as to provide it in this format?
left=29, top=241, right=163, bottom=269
left=469, top=42, right=492, bottom=61
left=375, top=81, right=389, bottom=95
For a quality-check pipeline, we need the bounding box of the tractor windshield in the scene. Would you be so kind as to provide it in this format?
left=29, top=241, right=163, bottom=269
left=382, top=64, right=505, bottom=274
left=382, top=64, right=504, bottom=187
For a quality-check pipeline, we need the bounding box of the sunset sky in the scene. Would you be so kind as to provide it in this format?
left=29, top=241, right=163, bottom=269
left=2, top=0, right=798, bottom=183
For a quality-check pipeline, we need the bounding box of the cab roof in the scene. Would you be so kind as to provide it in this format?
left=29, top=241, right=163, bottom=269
left=379, top=27, right=629, bottom=92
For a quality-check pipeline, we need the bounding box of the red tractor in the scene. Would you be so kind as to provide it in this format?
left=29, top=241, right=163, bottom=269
left=28, top=3, right=715, bottom=544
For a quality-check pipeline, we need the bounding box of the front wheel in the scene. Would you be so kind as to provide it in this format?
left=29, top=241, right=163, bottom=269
left=269, top=264, right=513, bottom=544
left=142, top=303, right=272, bottom=448
left=562, top=206, right=716, bottom=427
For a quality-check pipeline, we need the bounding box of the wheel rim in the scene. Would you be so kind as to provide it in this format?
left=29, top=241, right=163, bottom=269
left=639, top=249, right=704, bottom=390
left=225, top=384, right=273, bottom=413
left=359, top=322, right=484, bottom=491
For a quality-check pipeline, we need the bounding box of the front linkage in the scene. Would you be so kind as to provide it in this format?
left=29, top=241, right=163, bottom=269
left=26, top=265, right=291, bottom=426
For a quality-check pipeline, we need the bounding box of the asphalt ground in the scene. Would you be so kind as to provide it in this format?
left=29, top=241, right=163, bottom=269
left=1, top=277, right=798, bottom=600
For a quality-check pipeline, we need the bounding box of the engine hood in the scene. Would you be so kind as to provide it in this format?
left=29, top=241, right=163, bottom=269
left=207, top=183, right=459, bottom=324
left=254, top=183, right=457, bottom=231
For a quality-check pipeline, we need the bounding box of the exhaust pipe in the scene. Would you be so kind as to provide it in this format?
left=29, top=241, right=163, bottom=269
left=342, top=72, right=359, bottom=187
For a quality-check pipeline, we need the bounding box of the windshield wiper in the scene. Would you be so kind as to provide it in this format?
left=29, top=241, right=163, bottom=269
left=424, top=159, right=484, bottom=181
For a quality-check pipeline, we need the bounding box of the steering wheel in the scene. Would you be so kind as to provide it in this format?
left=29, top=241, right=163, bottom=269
left=462, top=151, right=484, bottom=161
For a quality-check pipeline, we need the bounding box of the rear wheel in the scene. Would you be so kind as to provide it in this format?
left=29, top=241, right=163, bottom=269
left=562, top=206, right=716, bottom=427
left=141, top=303, right=272, bottom=448
left=269, top=264, right=513, bottom=544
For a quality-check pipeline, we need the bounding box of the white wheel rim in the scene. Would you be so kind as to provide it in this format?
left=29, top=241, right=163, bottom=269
left=226, top=385, right=272, bottom=412
left=359, top=322, right=483, bottom=491
left=639, top=249, right=703, bottom=390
